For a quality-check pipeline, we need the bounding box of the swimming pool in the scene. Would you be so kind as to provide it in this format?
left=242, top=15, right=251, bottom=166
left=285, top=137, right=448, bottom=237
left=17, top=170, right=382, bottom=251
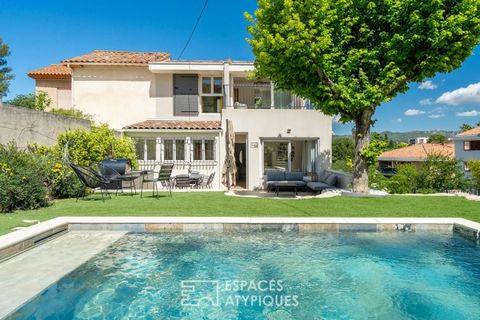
left=7, top=230, right=480, bottom=319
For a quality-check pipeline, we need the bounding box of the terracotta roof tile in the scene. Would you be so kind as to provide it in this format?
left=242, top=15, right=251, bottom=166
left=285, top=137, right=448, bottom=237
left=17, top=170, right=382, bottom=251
left=123, top=120, right=221, bottom=130
left=378, top=143, right=454, bottom=161
left=456, top=126, right=480, bottom=137
left=27, top=64, right=72, bottom=80
left=62, top=50, right=170, bottom=65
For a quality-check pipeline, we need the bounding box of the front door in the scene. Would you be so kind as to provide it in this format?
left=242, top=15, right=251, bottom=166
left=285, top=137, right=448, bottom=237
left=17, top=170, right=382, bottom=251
left=235, top=143, right=247, bottom=185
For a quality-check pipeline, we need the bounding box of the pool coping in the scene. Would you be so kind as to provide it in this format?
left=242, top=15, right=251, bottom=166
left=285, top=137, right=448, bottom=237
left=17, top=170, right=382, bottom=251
left=1, top=217, right=480, bottom=261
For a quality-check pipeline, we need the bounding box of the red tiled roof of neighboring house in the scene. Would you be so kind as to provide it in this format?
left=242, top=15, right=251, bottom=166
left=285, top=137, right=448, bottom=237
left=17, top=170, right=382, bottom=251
left=378, top=143, right=455, bottom=161
left=123, top=120, right=222, bottom=130
left=456, top=126, right=480, bottom=137
left=27, top=64, right=72, bottom=80
left=62, top=50, right=170, bottom=65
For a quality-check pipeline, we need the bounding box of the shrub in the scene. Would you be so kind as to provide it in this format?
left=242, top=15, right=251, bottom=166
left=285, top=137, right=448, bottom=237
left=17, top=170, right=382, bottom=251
left=416, top=154, right=466, bottom=193
left=368, top=167, right=389, bottom=191
left=6, top=91, right=51, bottom=111
left=468, top=160, right=480, bottom=190
left=387, top=164, right=418, bottom=194
left=57, top=124, right=137, bottom=168
left=50, top=108, right=92, bottom=121
left=0, top=143, right=49, bottom=212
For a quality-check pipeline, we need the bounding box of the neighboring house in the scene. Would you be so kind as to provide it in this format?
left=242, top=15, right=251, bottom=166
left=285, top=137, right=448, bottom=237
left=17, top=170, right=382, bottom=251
left=378, top=143, right=455, bottom=171
left=451, top=126, right=480, bottom=175
left=28, top=64, right=72, bottom=109
left=28, top=50, right=332, bottom=190
left=408, top=137, right=429, bottom=145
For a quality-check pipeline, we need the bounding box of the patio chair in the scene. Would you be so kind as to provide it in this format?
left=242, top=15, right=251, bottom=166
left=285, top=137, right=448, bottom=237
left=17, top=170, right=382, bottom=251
left=70, top=163, right=113, bottom=201
left=197, top=172, right=216, bottom=189
left=174, top=174, right=192, bottom=189
left=141, top=163, right=174, bottom=198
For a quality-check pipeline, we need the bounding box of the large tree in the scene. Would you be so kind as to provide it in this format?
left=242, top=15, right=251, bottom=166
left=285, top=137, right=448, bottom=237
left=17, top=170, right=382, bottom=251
left=246, top=0, right=480, bottom=193
left=0, top=37, right=13, bottom=100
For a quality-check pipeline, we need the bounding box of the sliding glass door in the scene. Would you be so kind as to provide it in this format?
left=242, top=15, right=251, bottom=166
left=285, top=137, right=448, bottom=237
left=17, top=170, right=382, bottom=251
left=263, top=140, right=317, bottom=174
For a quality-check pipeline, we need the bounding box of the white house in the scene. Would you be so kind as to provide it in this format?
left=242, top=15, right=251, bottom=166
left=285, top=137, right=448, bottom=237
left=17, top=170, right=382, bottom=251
left=28, top=50, right=332, bottom=190
left=451, top=126, right=480, bottom=175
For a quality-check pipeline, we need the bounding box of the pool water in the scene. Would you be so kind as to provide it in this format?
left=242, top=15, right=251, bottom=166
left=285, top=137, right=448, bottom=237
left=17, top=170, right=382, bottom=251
left=8, top=231, right=480, bottom=319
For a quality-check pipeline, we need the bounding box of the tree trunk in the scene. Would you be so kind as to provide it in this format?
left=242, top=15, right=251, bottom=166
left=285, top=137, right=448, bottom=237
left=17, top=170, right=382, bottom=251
left=352, top=109, right=373, bottom=193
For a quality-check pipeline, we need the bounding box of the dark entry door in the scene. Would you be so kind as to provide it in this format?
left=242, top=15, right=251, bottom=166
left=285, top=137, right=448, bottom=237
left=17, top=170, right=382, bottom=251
left=173, top=74, right=199, bottom=116
left=235, top=143, right=247, bottom=182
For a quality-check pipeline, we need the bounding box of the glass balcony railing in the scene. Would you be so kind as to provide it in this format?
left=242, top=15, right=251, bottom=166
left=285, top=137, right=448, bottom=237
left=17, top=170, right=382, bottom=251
left=223, top=82, right=311, bottom=110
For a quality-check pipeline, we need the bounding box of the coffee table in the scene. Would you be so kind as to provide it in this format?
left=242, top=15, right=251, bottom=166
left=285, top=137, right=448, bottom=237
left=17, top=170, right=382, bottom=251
left=274, top=182, right=298, bottom=196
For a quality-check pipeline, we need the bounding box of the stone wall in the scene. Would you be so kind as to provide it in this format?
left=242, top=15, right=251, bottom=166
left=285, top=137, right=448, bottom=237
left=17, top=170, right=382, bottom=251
left=0, top=104, right=90, bottom=148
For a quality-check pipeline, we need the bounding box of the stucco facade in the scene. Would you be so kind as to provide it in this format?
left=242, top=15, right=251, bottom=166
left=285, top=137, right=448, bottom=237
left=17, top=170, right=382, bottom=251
left=30, top=51, right=332, bottom=190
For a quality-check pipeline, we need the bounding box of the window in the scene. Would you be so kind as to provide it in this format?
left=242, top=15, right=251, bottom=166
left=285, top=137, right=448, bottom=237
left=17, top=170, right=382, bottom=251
left=205, top=140, right=214, bottom=160
left=193, top=139, right=215, bottom=161
left=264, top=142, right=289, bottom=172
left=193, top=140, right=203, bottom=160
left=164, top=140, right=173, bottom=161
left=202, top=77, right=211, bottom=94
left=213, top=77, right=222, bottom=94
left=202, top=96, right=223, bottom=113
left=176, top=139, right=185, bottom=160
left=146, top=139, right=156, bottom=160
left=201, top=77, right=223, bottom=113
left=134, top=139, right=145, bottom=160
left=464, top=140, right=480, bottom=151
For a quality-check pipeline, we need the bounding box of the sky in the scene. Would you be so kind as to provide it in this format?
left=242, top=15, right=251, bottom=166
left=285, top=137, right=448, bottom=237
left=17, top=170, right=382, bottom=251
left=0, top=0, right=479, bottom=134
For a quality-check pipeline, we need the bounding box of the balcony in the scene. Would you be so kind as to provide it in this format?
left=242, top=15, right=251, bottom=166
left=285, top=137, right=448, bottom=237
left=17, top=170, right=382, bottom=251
left=223, top=78, right=311, bottom=110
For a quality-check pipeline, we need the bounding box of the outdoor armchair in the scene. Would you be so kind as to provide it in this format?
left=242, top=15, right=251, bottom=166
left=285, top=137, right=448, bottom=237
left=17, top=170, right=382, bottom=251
left=140, top=163, right=174, bottom=198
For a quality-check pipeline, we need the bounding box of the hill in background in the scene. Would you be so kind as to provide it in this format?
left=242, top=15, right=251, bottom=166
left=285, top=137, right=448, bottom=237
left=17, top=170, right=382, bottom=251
left=334, top=130, right=457, bottom=142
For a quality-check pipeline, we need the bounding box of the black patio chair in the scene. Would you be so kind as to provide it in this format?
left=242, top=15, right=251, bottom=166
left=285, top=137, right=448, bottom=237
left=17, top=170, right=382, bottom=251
left=141, top=163, right=174, bottom=198
left=70, top=163, right=113, bottom=201
left=197, top=172, right=216, bottom=189
left=174, top=174, right=192, bottom=189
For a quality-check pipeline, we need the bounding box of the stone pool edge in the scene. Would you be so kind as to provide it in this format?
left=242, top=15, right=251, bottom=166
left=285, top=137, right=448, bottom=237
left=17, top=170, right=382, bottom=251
left=1, top=217, right=480, bottom=262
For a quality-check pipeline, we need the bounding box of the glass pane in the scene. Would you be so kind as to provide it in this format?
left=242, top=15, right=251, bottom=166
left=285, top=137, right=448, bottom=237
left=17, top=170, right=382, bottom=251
left=134, top=139, right=145, bottom=160
left=273, top=89, right=292, bottom=109
left=176, top=140, right=185, bottom=160
left=464, top=141, right=471, bottom=150
left=202, top=77, right=211, bottom=94
left=164, top=140, right=173, bottom=161
left=254, top=83, right=271, bottom=108
left=264, top=142, right=288, bottom=173
left=213, top=77, right=222, bottom=94
left=193, top=140, right=202, bottom=160
left=205, top=140, right=214, bottom=160
left=202, top=96, right=222, bottom=113
left=146, top=139, right=156, bottom=160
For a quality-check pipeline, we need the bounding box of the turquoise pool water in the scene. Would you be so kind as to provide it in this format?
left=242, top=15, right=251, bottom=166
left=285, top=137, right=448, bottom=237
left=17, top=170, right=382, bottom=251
left=8, top=231, right=480, bottom=319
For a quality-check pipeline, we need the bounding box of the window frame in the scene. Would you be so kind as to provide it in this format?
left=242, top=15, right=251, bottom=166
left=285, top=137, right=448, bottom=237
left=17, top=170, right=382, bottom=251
left=162, top=138, right=186, bottom=161
left=192, top=138, right=216, bottom=161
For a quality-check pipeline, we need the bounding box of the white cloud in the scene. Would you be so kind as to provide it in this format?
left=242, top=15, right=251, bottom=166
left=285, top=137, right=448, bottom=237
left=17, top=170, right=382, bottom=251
left=420, top=98, right=434, bottom=106
left=456, top=110, right=480, bottom=117
left=418, top=81, right=438, bottom=90
left=394, top=118, right=402, bottom=123
left=428, top=114, right=444, bottom=119
left=404, top=109, right=426, bottom=116
left=436, top=82, right=480, bottom=105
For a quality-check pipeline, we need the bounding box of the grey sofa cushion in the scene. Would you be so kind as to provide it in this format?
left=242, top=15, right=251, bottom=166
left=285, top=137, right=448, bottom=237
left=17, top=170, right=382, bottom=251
left=307, top=181, right=331, bottom=191
left=324, top=174, right=337, bottom=187
left=285, top=171, right=304, bottom=181
left=267, top=180, right=306, bottom=189
left=266, top=171, right=286, bottom=181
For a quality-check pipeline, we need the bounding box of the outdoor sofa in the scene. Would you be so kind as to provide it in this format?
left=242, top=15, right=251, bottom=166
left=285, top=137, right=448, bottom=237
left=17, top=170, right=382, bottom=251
left=265, top=170, right=346, bottom=194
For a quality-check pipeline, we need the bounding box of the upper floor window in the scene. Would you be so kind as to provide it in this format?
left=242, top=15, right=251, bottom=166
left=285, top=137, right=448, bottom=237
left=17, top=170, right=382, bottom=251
left=464, top=140, right=480, bottom=151
left=201, top=77, right=223, bottom=113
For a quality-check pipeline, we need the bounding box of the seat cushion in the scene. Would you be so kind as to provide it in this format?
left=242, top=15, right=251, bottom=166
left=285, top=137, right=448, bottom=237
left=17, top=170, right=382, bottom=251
left=267, top=180, right=306, bottom=189
left=285, top=171, right=304, bottom=181
left=307, top=181, right=331, bottom=191
left=324, top=174, right=337, bottom=187
left=266, top=171, right=286, bottom=181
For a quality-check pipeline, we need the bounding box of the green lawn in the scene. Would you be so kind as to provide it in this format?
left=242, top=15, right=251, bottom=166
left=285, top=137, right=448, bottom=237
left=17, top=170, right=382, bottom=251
left=1, top=192, right=479, bottom=235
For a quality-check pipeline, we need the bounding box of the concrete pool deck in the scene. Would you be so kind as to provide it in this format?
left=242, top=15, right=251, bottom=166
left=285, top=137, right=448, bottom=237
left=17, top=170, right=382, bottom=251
left=0, top=217, right=479, bottom=319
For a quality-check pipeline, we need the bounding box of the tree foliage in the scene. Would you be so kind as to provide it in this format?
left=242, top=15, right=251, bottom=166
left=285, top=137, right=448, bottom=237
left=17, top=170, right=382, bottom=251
left=247, top=0, right=480, bottom=192
left=468, top=160, right=480, bottom=190
left=332, top=137, right=354, bottom=163
left=460, top=123, right=474, bottom=132
left=428, top=133, right=447, bottom=144
left=6, top=91, right=51, bottom=111
left=0, top=37, right=13, bottom=98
